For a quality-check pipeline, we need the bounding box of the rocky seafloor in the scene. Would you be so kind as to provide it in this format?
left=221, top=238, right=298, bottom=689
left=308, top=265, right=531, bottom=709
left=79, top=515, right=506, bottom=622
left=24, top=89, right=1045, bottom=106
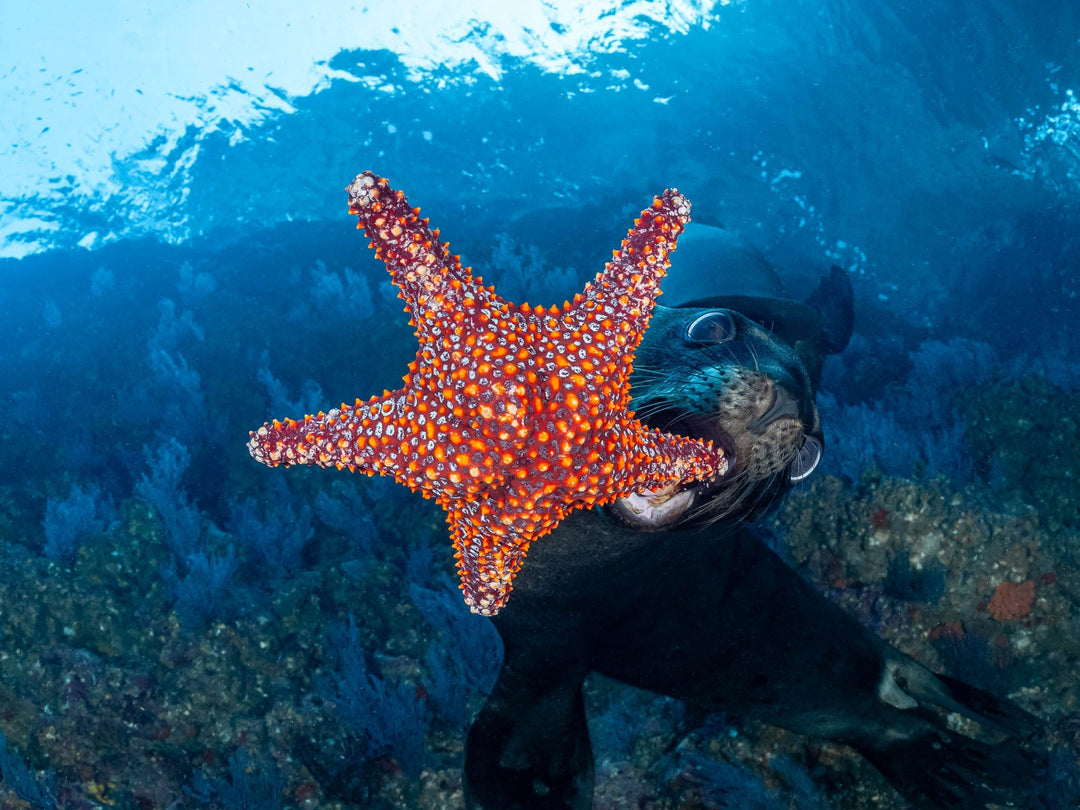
left=0, top=371, right=1078, bottom=809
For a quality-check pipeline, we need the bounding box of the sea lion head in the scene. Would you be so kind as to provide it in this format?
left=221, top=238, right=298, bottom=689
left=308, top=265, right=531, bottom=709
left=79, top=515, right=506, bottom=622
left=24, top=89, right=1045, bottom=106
left=611, top=303, right=824, bottom=529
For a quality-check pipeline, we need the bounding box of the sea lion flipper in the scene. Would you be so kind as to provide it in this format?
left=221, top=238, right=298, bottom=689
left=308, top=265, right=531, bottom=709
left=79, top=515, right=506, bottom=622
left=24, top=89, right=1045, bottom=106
left=930, top=673, right=1042, bottom=739
left=852, top=655, right=1048, bottom=806
left=791, top=264, right=855, bottom=390
left=860, top=731, right=1043, bottom=810
left=804, top=264, right=854, bottom=356
left=465, top=657, right=593, bottom=809
left=892, top=660, right=1042, bottom=740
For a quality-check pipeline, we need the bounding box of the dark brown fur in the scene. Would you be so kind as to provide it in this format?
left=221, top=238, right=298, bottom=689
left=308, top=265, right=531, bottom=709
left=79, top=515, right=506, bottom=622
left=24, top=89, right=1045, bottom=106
left=465, top=290, right=1045, bottom=810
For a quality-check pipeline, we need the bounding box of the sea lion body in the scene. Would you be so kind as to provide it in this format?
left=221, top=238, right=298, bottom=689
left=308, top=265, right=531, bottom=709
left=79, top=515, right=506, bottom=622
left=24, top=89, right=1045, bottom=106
left=465, top=254, right=1042, bottom=809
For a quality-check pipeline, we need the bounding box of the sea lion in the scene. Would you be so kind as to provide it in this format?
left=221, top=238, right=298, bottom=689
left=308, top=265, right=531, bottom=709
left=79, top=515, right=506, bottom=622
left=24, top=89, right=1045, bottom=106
left=463, top=243, right=1043, bottom=809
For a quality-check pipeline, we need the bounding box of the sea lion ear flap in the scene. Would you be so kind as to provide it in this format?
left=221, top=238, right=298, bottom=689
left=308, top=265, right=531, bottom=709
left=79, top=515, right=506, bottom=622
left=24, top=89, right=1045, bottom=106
left=793, top=265, right=855, bottom=392
left=804, top=265, right=854, bottom=356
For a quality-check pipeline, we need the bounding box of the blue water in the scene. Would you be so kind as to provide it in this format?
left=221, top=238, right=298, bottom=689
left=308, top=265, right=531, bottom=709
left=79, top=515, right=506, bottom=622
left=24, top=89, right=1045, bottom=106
left=1, top=1, right=1079, bottom=807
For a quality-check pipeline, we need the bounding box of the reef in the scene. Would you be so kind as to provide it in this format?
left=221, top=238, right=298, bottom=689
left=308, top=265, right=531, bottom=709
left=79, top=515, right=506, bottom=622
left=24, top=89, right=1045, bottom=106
left=0, top=437, right=1077, bottom=808
left=0, top=191, right=1077, bottom=810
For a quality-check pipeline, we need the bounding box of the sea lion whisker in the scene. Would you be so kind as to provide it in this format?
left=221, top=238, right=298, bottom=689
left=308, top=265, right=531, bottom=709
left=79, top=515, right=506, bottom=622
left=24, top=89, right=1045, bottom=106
left=630, top=397, right=678, bottom=421
left=698, top=466, right=781, bottom=527
left=746, top=342, right=762, bottom=374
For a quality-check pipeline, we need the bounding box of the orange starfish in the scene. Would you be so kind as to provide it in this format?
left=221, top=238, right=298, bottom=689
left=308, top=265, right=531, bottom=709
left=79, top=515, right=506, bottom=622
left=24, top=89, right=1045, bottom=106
left=248, top=172, right=727, bottom=615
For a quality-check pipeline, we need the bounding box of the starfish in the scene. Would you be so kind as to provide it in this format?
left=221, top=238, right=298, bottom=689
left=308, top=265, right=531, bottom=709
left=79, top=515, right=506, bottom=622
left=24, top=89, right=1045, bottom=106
left=248, top=172, right=728, bottom=615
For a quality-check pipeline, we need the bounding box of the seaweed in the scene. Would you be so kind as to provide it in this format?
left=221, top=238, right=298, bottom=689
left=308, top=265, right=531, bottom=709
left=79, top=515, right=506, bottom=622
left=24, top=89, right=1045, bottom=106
left=314, top=482, right=379, bottom=555
left=134, top=438, right=202, bottom=559
left=410, top=582, right=503, bottom=730
left=326, top=616, right=430, bottom=775
left=42, top=483, right=115, bottom=561
left=674, top=752, right=781, bottom=810
left=255, top=359, right=325, bottom=418
left=228, top=479, right=314, bottom=576
left=288, top=260, right=376, bottom=323
left=164, top=547, right=242, bottom=629
left=0, top=731, right=56, bottom=810
left=672, top=750, right=829, bottom=810
left=186, top=749, right=283, bottom=810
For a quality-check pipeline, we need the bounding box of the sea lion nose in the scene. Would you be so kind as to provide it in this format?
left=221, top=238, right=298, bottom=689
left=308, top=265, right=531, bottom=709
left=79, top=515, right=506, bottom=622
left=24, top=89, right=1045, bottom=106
left=751, top=386, right=801, bottom=433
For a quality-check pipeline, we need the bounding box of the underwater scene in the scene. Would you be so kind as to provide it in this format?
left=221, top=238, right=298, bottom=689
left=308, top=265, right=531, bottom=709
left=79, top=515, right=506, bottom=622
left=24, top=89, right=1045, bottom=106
left=2, top=0, right=1080, bottom=807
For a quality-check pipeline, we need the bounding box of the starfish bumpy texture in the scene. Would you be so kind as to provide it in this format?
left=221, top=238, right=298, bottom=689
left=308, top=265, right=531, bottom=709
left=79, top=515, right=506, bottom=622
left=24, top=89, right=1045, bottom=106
left=248, top=172, right=728, bottom=615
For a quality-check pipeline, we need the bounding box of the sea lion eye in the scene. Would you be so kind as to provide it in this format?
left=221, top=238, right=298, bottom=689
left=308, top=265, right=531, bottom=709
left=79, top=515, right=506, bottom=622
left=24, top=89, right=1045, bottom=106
left=684, top=310, right=737, bottom=345
left=789, top=435, right=822, bottom=482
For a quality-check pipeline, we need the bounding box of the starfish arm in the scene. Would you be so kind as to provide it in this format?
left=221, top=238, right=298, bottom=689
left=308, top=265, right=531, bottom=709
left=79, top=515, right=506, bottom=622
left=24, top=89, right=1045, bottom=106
left=247, top=390, right=415, bottom=477
left=346, top=172, right=501, bottom=342
left=248, top=384, right=522, bottom=499
left=617, top=423, right=729, bottom=489
left=447, top=502, right=536, bottom=617
left=572, top=188, right=691, bottom=354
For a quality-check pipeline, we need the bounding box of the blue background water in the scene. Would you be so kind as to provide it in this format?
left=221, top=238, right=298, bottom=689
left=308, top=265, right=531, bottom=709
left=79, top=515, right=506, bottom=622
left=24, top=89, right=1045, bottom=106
left=1, top=1, right=1079, bottom=807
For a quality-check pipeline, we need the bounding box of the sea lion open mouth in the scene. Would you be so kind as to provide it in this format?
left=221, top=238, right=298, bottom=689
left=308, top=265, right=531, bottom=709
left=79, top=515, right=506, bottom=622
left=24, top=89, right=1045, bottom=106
left=611, top=413, right=738, bottom=529
left=615, top=485, right=697, bottom=527
left=609, top=304, right=821, bottom=530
